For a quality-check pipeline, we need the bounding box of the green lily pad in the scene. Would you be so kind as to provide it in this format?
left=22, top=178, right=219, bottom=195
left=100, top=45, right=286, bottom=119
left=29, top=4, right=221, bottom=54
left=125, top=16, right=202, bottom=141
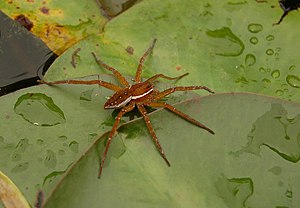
left=43, top=0, right=300, bottom=102
left=0, top=75, right=300, bottom=207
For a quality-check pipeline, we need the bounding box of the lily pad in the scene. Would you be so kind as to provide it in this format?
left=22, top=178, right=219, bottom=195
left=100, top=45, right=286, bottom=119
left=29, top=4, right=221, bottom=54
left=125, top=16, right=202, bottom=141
left=42, top=0, right=300, bottom=102
left=0, top=75, right=300, bottom=207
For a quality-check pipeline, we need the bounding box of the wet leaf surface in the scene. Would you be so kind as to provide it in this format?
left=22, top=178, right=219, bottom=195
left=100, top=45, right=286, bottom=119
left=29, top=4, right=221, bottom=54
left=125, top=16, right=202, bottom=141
left=0, top=75, right=300, bottom=207
left=43, top=0, right=300, bottom=102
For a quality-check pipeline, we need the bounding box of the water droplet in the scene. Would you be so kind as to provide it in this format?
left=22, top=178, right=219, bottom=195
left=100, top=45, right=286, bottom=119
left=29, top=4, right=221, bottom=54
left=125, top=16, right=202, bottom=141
left=262, top=78, right=271, bottom=84
left=69, top=141, right=79, bottom=153
left=215, top=175, right=254, bottom=206
left=88, top=133, right=98, bottom=143
left=285, top=190, right=292, bottom=198
left=42, top=164, right=72, bottom=185
left=245, top=54, right=256, bottom=66
left=276, top=89, right=284, bottom=96
left=14, top=93, right=66, bottom=126
left=11, top=162, right=29, bottom=173
left=206, top=27, right=244, bottom=56
left=268, top=166, right=282, bottom=175
left=36, top=139, right=44, bottom=145
left=271, top=70, right=280, bottom=78
left=80, top=89, right=94, bottom=101
left=44, top=150, right=57, bottom=169
left=249, top=37, right=258, bottom=44
left=58, top=135, right=68, bottom=141
left=259, top=67, right=266, bottom=73
left=15, top=138, right=29, bottom=153
left=247, top=23, right=263, bottom=33
left=235, top=65, right=245, bottom=71
left=289, top=65, right=296, bottom=71
left=266, top=49, right=274, bottom=55
left=286, top=75, right=300, bottom=88
left=266, top=35, right=274, bottom=41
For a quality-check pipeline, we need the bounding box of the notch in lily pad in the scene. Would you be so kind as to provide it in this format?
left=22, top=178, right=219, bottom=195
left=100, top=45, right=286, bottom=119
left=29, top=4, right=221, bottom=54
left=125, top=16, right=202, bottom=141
left=14, top=93, right=66, bottom=126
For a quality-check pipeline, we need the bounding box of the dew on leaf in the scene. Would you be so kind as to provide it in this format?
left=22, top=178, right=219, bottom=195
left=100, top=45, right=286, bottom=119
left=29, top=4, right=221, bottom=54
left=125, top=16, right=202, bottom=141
left=285, top=189, right=292, bottom=198
left=268, top=166, right=282, bottom=175
left=36, top=139, right=44, bottom=145
left=245, top=54, right=256, bottom=66
left=249, top=37, right=258, bottom=44
left=69, top=141, right=79, bottom=153
left=248, top=23, right=263, bottom=33
left=276, top=89, right=284, bottom=96
left=286, top=75, right=300, bottom=88
left=58, top=135, right=68, bottom=141
left=44, top=150, right=57, bottom=169
left=15, top=138, right=29, bottom=153
left=14, top=93, right=66, bottom=126
left=262, top=78, right=271, bottom=85
left=289, top=65, right=296, bottom=71
left=266, top=49, right=274, bottom=55
left=42, top=164, right=72, bottom=186
left=206, top=27, right=244, bottom=56
left=236, top=104, right=300, bottom=163
left=215, top=175, right=254, bottom=207
left=259, top=67, right=266, bottom=73
left=266, top=35, right=274, bottom=41
left=271, top=70, right=280, bottom=78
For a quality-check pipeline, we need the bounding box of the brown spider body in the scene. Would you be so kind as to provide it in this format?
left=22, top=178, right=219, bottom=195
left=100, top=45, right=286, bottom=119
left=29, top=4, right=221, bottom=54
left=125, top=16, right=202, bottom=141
left=104, top=82, right=154, bottom=109
left=39, top=39, right=214, bottom=178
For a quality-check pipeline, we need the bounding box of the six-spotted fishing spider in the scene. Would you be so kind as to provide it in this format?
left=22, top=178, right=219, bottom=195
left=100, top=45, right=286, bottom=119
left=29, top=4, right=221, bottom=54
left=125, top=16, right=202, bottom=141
left=39, top=39, right=215, bottom=178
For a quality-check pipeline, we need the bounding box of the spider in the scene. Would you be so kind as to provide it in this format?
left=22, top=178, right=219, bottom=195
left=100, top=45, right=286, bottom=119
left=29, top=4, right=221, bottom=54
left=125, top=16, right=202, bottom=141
left=39, top=39, right=215, bottom=178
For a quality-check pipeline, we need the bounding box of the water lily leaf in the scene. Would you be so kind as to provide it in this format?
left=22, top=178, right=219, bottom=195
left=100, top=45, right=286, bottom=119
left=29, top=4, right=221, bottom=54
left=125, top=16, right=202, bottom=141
left=0, top=75, right=300, bottom=207
left=0, top=1, right=107, bottom=55
left=43, top=0, right=300, bottom=102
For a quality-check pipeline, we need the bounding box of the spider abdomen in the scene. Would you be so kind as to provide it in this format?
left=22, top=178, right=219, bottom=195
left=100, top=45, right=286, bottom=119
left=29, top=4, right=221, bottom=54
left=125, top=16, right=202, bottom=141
left=104, top=82, right=154, bottom=109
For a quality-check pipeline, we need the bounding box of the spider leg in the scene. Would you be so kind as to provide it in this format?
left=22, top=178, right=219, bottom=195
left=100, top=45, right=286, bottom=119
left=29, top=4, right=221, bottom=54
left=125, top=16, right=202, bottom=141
left=146, top=73, right=189, bottom=83
left=38, top=79, right=122, bottom=92
left=147, top=102, right=214, bottom=134
left=136, top=104, right=171, bottom=167
left=98, top=102, right=135, bottom=178
left=135, top=39, right=157, bottom=83
left=91, top=52, right=130, bottom=87
left=154, top=86, right=214, bottom=101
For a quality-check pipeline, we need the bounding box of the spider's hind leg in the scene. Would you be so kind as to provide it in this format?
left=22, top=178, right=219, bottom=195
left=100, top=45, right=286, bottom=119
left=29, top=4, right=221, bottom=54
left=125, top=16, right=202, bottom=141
left=147, top=102, right=214, bottom=135
left=136, top=104, right=171, bottom=166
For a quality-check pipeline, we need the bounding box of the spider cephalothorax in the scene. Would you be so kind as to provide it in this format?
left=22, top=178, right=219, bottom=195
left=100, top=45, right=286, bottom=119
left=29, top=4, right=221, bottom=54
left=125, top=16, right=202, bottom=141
left=39, top=39, right=214, bottom=178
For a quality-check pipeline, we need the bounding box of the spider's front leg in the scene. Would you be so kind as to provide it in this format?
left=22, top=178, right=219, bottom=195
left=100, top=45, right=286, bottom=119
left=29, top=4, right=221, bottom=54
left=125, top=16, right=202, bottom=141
left=38, top=79, right=122, bottom=92
left=136, top=104, right=171, bottom=166
left=98, top=102, right=135, bottom=178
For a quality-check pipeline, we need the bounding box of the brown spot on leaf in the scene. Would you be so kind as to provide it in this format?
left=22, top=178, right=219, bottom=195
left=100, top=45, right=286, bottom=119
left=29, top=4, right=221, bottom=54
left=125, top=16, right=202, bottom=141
left=176, top=66, right=182, bottom=71
left=40, top=6, right=49, bottom=14
left=126, top=46, right=134, bottom=55
left=14, top=14, right=33, bottom=31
